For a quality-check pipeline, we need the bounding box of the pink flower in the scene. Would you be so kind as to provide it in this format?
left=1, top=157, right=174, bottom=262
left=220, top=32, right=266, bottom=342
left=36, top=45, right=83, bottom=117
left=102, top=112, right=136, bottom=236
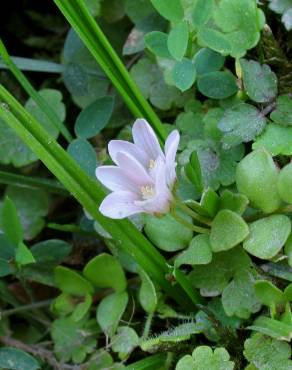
left=96, top=119, right=180, bottom=219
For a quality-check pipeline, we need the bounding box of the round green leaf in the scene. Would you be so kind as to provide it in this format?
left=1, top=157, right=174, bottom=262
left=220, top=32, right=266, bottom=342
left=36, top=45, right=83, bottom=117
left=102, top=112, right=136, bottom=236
left=278, top=163, right=292, bottom=204
left=25, top=88, right=65, bottom=138
left=175, top=234, right=212, bottom=267
left=83, top=253, right=126, bottom=293
left=172, top=58, right=197, bottom=91
left=0, top=348, right=40, bottom=370
left=1, top=197, right=22, bottom=246
left=55, top=266, right=94, bottom=295
left=193, top=48, right=225, bottom=76
left=176, top=355, right=195, bottom=370
left=236, top=148, right=281, bottom=213
left=74, top=96, right=114, bottom=139
left=218, top=103, right=266, bottom=148
left=150, top=0, right=184, bottom=22
left=197, top=28, right=231, bottom=55
left=139, top=268, right=157, bottom=313
left=144, top=31, right=171, bottom=58
left=67, top=138, right=97, bottom=177
left=144, top=212, right=193, bottom=252
left=96, top=292, right=128, bottom=337
left=243, top=215, right=291, bottom=259
left=30, top=239, right=72, bottom=265
left=197, top=71, right=238, bottom=99
left=254, top=280, right=285, bottom=307
left=112, top=326, right=139, bottom=360
left=210, top=210, right=249, bottom=252
left=252, top=124, right=292, bottom=156
left=167, top=21, right=189, bottom=61
left=192, top=0, right=214, bottom=28
left=240, top=59, right=278, bottom=103
left=4, top=186, right=49, bottom=241
left=270, top=94, right=292, bottom=126
left=0, top=118, right=37, bottom=167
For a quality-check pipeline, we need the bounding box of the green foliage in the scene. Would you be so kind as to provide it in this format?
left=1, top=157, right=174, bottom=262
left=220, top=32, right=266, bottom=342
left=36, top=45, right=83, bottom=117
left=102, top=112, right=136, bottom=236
left=83, top=253, right=127, bottom=292
left=2, top=0, right=292, bottom=368
left=138, top=268, right=157, bottom=313
left=253, top=124, right=292, bottom=156
left=244, top=333, right=292, bottom=369
left=176, top=346, right=234, bottom=370
left=243, top=215, right=291, bottom=259
left=51, top=317, right=98, bottom=363
left=240, top=59, right=278, bottom=103
left=112, top=326, right=139, bottom=359
left=236, top=149, right=281, bottom=213
left=210, top=210, right=249, bottom=252
left=218, top=103, right=266, bottom=148
left=25, top=88, right=66, bottom=138
left=175, top=234, right=212, bottom=267
left=197, top=71, right=238, bottom=99
left=0, top=348, right=40, bottom=370
left=96, top=292, right=128, bottom=337
left=67, top=138, right=97, bottom=177
left=278, top=163, right=292, bottom=204
left=167, top=21, right=189, bottom=61
left=1, top=196, right=23, bottom=246
left=4, top=186, right=49, bottom=240
left=172, top=59, right=197, bottom=92
left=74, top=96, right=114, bottom=139
left=271, top=94, right=292, bottom=126
left=144, top=212, right=193, bottom=251
left=150, top=0, right=184, bottom=22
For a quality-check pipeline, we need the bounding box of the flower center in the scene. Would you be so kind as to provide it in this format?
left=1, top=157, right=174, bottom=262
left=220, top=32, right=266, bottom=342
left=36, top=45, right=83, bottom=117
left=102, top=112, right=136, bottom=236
left=140, top=185, right=155, bottom=200
left=148, top=159, right=156, bottom=169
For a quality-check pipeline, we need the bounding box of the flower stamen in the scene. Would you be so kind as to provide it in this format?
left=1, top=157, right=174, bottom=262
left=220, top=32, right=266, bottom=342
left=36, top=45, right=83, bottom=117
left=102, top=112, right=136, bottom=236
left=148, top=159, right=156, bottom=169
left=140, top=185, right=155, bottom=200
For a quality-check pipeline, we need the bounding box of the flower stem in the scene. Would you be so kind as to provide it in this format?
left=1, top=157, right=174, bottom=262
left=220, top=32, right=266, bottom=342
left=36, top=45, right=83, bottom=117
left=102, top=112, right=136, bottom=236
left=170, top=210, right=210, bottom=234
left=173, top=197, right=212, bottom=226
left=142, top=312, right=154, bottom=340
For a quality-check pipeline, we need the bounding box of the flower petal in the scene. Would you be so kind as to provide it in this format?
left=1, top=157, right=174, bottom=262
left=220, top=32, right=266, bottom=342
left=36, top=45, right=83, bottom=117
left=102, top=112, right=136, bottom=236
left=165, top=129, right=180, bottom=187
left=108, top=140, right=148, bottom=167
left=96, top=166, right=139, bottom=193
left=132, top=119, right=164, bottom=161
left=115, top=151, right=153, bottom=186
left=135, top=159, right=172, bottom=215
left=99, top=191, right=142, bottom=219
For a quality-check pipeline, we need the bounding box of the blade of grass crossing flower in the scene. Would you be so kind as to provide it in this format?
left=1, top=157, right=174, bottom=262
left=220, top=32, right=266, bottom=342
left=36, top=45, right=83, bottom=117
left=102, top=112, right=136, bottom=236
left=0, top=85, right=167, bottom=274
left=0, top=85, right=196, bottom=307
left=0, top=39, right=73, bottom=143
left=53, top=0, right=167, bottom=141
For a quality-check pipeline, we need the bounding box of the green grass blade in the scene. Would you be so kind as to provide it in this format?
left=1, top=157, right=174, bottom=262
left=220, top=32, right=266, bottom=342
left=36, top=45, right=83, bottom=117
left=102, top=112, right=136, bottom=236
left=0, top=170, right=68, bottom=195
left=53, top=0, right=166, bottom=141
left=0, top=40, right=73, bottom=143
left=0, top=56, right=64, bottom=73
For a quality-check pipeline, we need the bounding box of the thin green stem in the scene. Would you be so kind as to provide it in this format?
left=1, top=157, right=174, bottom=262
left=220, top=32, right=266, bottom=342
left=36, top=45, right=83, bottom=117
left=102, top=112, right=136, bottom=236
left=173, top=197, right=212, bottom=226
left=171, top=210, right=210, bottom=234
left=47, top=222, right=97, bottom=237
left=0, top=170, right=68, bottom=195
left=0, top=39, right=73, bottom=143
left=1, top=299, right=52, bottom=318
left=173, top=267, right=204, bottom=305
left=142, top=312, right=154, bottom=340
